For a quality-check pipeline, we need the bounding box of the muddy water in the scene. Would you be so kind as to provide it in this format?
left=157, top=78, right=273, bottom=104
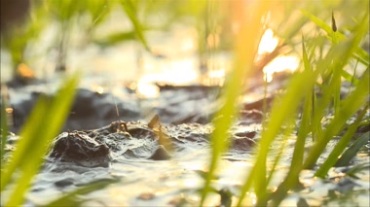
left=1, top=77, right=369, bottom=206
left=26, top=121, right=257, bottom=206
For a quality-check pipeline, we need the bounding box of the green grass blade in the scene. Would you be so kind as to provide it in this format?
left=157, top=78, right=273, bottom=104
left=120, top=0, right=150, bottom=51
left=335, top=131, right=370, bottom=167
left=85, top=0, right=112, bottom=27
left=270, top=38, right=315, bottom=206
left=1, top=98, right=9, bottom=163
left=301, top=9, right=369, bottom=66
left=311, top=15, right=368, bottom=142
left=344, top=163, right=370, bottom=179
left=315, top=107, right=367, bottom=177
left=342, top=69, right=359, bottom=85
left=94, top=31, right=137, bottom=47
left=301, top=9, right=332, bottom=35
left=45, top=179, right=117, bottom=206
left=237, top=67, right=316, bottom=206
left=2, top=75, right=79, bottom=205
left=289, top=37, right=314, bottom=171
left=305, top=13, right=369, bottom=168
left=353, top=48, right=370, bottom=66
left=0, top=97, right=48, bottom=192
left=200, top=1, right=268, bottom=205
left=304, top=68, right=369, bottom=169
left=255, top=72, right=314, bottom=204
left=283, top=16, right=308, bottom=41
left=265, top=119, right=293, bottom=189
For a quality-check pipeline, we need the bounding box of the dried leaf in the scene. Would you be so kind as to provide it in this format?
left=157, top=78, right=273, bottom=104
left=332, top=11, right=337, bottom=32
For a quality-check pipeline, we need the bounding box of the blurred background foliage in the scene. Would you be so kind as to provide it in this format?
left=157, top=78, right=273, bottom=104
left=0, top=0, right=368, bottom=80
left=1, top=0, right=368, bottom=83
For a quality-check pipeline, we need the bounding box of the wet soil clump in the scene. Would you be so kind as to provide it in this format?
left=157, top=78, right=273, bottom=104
left=47, top=118, right=258, bottom=168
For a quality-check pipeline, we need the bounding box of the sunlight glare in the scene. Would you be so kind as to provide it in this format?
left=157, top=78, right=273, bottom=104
left=183, top=177, right=202, bottom=188
left=208, top=69, right=225, bottom=79
left=258, top=29, right=279, bottom=55
left=5, top=107, right=13, bottom=114
left=181, top=35, right=196, bottom=52
left=91, top=84, right=105, bottom=94
left=136, top=80, right=160, bottom=99
left=203, top=69, right=225, bottom=86
left=263, top=56, right=300, bottom=82
left=142, top=58, right=199, bottom=86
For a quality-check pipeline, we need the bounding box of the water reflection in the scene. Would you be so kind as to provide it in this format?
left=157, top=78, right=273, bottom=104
left=136, top=81, right=160, bottom=99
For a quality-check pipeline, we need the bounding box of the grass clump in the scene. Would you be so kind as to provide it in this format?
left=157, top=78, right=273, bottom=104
left=0, top=98, right=9, bottom=163
left=1, top=76, right=119, bottom=206
left=0, top=75, right=79, bottom=206
left=203, top=2, right=369, bottom=206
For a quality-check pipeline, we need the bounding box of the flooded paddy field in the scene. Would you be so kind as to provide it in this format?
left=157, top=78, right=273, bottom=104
left=1, top=75, right=369, bottom=206
left=1, top=0, right=369, bottom=206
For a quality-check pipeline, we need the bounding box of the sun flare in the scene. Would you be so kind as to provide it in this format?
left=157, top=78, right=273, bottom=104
left=258, top=29, right=279, bottom=55
left=263, top=56, right=300, bottom=82
left=257, top=29, right=300, bottom=82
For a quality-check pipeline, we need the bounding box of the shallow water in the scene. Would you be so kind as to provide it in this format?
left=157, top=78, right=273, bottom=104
left=1, top=77, right=369, bottom=206
left=3, top=129, right=369, bottom=206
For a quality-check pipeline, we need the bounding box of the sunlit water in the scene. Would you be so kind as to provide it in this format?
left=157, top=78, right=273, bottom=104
left=2, top=114, right=369, bottom=206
